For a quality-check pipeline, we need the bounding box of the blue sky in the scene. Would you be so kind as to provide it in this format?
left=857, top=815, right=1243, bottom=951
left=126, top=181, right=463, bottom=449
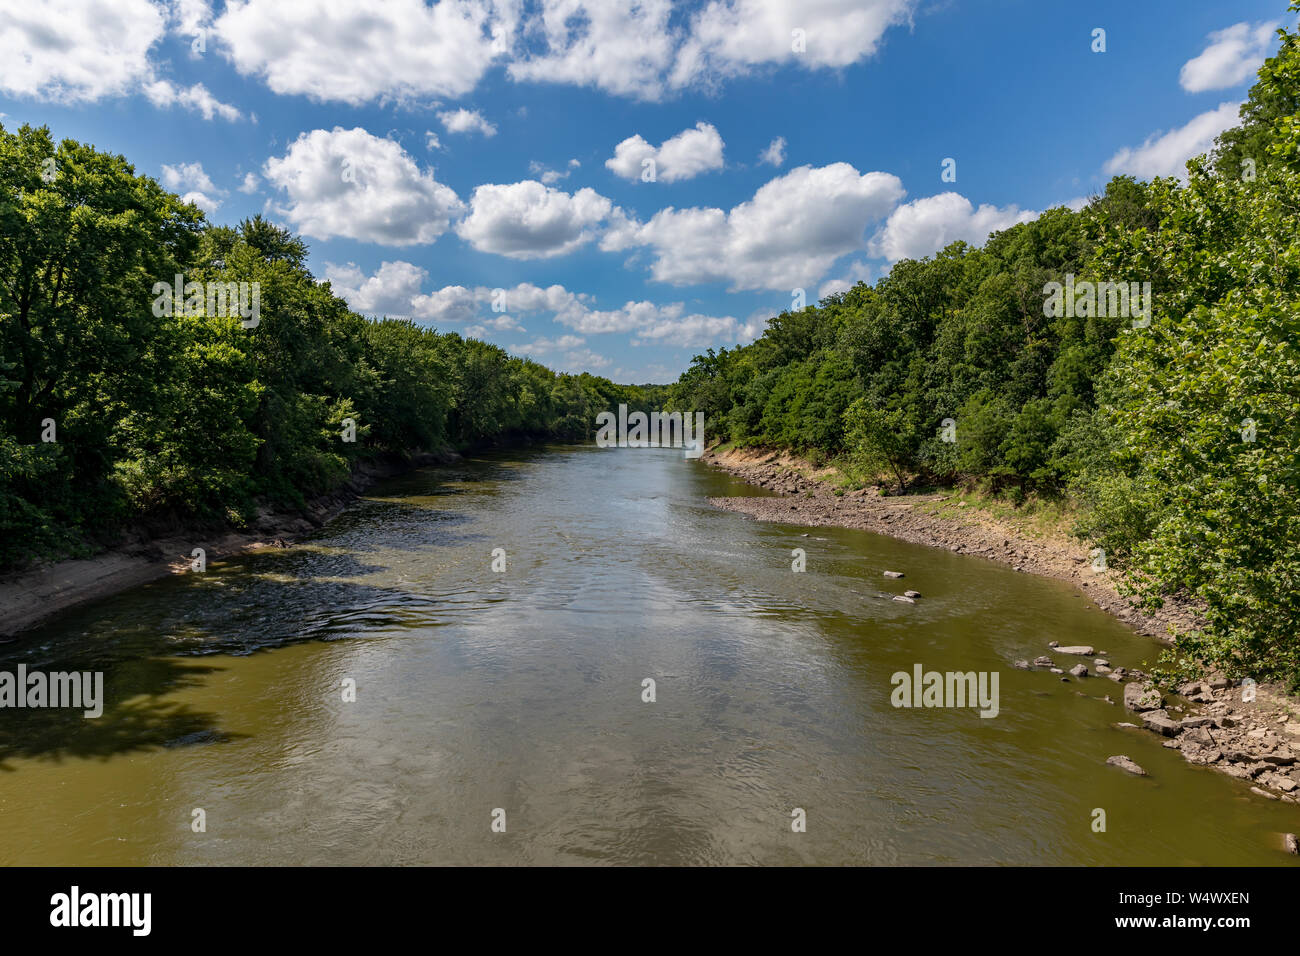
left=1, top=0, right=1289, bottom=382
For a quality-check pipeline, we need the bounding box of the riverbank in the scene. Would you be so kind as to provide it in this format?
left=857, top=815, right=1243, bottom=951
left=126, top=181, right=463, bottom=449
left=0, top=449, right=459, bottom=638
left=702, top=444, right=1300, bottom=813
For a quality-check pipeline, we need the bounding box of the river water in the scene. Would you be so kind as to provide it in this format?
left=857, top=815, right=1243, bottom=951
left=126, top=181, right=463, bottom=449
left=1, top=445, right=1297, bottom=865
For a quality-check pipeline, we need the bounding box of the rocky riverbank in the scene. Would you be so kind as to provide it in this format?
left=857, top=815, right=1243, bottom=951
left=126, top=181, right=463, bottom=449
left=702, top=444, right=1300, bottom=818
left=0, top=449, right=458, bottom=638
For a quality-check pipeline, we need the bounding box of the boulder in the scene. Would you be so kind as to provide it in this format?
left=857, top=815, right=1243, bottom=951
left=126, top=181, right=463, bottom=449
left=903, top=590, right=922, bottom=599
left=1124, top=682, right=1164, bottom=712
left=1286, top=833, right=1299, bottom=856
left=1106, top=755, right=1147, bottom=776
left=1013, top=659, right=1031, bottom=670
left=892, top=595, right=916, bottom=604
left=1068, top=664, right=1088, bottom=678
left=883, top=570, right=904, bottom=579
left=1055, top=645, right=1095, bottom=656
left=1142, top=710, right=1181, bottom=737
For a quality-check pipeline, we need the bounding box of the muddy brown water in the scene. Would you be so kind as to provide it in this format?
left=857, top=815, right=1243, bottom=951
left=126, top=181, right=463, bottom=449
left=1, top=445, right=1297, bottom=865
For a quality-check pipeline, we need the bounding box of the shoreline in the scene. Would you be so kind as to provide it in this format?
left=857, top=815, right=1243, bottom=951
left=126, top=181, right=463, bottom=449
left=700, top=444, right=1300, bottom=813
left=0, top=449, right=459, bottom=639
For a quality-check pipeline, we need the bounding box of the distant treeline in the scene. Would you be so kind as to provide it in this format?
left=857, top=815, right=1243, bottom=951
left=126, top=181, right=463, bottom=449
left=0, top=124, right=662, bottom=571
left=666, top=8, right=1300, bottom=688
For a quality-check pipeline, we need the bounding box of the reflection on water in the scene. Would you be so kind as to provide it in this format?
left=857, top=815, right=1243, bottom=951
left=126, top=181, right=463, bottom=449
left=0, top=445, right=1297, bottom=865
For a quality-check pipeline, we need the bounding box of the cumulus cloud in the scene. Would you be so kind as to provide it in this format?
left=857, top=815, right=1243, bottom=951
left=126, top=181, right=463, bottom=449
left=759, top=136, right=786, bottom=166
left=670, top=0, right=914, bottom=90
left=605, top=122, right=725, bottom=182
left=161, top=161, right=225, bottom=214
left=1102, top=101, right=1242, bottom=180
left=456, top=180, right=613, bottom=259
left=438, top=107, right=497, bottom=137
left=529, top=158, right=581, bottom=185
left=213, top=0, right=504, bottom=105
left=1180, top=21, right=1279, bottom=93
left=506, top=0, right=679, bottom=100
left=603, top=162, right=905, bottom=290
left=322, top=262, right=753, bottom=352
left=263, top=127, right=464, bottom=246
left=0, top=0, right=240, bottom=121
left=143, top=78, right=241, bottom=121
left=818, top=260, right=871, bottom=299
left=0, top=0, right=165, bottom=103
left=867, top=192, right=1035, bottom=262
left=238, top=171, right=260, bottom=194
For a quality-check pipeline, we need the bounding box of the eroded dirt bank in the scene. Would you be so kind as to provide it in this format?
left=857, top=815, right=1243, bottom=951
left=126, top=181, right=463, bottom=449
left=0, top=450, right=458, bottom=638
left=702, top=444, right=1300, bottom=812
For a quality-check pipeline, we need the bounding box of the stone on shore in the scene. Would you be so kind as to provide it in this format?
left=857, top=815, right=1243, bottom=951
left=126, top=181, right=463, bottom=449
left=1106, top=755, right=1147, bottom=776
left=1124, top=682, right=1165, bottom=712
left=1141, top=709, right=1181, bottom=736
left=1055, top=645, right=1095, bottom=656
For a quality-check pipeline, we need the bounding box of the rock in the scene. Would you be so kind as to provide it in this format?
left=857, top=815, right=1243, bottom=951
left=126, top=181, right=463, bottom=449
left=1208, top=677, right=1229, bottom=690
left=1106, top=755, right=1147, bottom=776
left=1032, top=656, right=1055, bottom=667
left=1179, top=716, right=1213, bottom=729
left=1013, top=659, right=1031, bottom=670
left=1142, top=710, right=1181, bottom=737
left=1094, top=659, right=1110, bottom=668
left=1285, top=833, right=1299, bottom=855
left=1215, top=715, right=1240, bottom=729
left=1261, top=752, right=1297, bottom=766
left=1049, top=668, right=1064, bottom=674
left=1055, top=645, right=1095, bottom=656
left=1184, top=726, right=1216, bottom=747
left=1114, top=721, right=1140, bottom=729
left=1124, top=682, right=1164, bottom=712
left=1250, top=787, right=1279, bottom=801
left=1048, top=640, right=1060, bottom=648
left=1096, top=665, right=1112, bottom=674
left=1285, top=722, right=1300, bottom=737
left=883, top=570, right=904, bottom=579
left=1068, top=664, right=1088, bottom=678
left=892, top=595, right=916, bottom=604
left=903, top=590, right=921, bottom=599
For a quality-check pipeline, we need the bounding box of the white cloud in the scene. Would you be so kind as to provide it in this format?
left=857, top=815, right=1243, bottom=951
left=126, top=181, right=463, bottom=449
left=605, top=122, right=725, bottom=182
left=510, top=334, right=588, bottom=355
left=867, top=192, right=1035, bottom=262
left=1180, top=21, right=1279, bottom=93
left=818, top=259, right=871, bottom=298
left=529, top=158, right=580, bottom=185
left=438, top=107, right=497, bottom=137
left=603, top=162, right=905, bottom=290
left=670, top=0, right=914, bottom=90
left=143, top=79, right=241, bottom=121
left=759, top=135, right=786, bottom=166
left=161, top=161, right=225, bottom=214
left=456, top=180, right=613, bottom=259
left=0, top=0, right=165, bottom=103
left=213, top=0, right=503, bottom=105
left=263, top=127, right=464, bottom=246
left=1102, top=101, right=1242, bottom=180
left=507, top=0, right=678, bottom=100
left=238, top=171, right=260, bottom=194
left=425, top=130, right=442, bottom=151
left=511, top=0, right=913, bottom=101
left=322, top=262, right=751, bottom=353
left=161, top=161, right=217, bottom=195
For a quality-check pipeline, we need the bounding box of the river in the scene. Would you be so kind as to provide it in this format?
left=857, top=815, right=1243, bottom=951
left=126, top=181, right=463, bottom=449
left=1, top=445, right=1296, bottom=865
